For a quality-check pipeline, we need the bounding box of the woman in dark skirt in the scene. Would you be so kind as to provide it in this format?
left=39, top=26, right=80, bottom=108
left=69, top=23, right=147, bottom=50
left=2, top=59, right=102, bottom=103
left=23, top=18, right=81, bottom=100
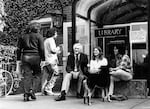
left=83, top=47, right=110, bottom=105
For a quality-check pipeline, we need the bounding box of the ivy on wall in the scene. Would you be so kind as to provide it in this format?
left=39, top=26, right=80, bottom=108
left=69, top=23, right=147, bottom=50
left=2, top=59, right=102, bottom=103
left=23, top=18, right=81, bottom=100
left=2, top=0, right=65, bottom=46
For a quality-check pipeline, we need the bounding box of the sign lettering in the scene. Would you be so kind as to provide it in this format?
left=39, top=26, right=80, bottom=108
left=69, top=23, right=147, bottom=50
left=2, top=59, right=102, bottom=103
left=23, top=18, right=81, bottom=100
left=95, top=27, right=127, bottom=37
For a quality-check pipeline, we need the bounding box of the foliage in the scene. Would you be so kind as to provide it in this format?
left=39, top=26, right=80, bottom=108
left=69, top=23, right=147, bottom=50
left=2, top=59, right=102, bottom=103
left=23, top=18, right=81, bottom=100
left=2, top=0, right=63, bottom=46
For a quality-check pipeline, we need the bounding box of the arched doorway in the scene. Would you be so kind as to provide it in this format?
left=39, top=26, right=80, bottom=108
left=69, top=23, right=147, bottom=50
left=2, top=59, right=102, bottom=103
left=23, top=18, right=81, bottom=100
left=74, top=0, right=148, bottom=79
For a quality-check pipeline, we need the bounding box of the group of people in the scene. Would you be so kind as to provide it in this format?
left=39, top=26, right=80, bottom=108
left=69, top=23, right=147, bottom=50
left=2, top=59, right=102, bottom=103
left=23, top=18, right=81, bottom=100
left=16, top=22, right=61, bottom=101
left=16, top=22, right=133, bottom=102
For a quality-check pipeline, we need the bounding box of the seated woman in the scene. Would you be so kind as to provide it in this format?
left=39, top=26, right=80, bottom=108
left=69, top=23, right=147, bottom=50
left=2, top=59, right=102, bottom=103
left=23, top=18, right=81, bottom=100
left=108, top=46, right=122, bottom=68
left=107, top=54, right=133, bottom=100
left=83, top=47, right=110, bottom=105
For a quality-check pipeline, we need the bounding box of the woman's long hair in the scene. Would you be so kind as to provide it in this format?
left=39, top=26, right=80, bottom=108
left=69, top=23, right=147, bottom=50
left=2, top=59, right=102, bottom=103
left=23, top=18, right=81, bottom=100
left=92, top=47, right=103, bottom=60
left=46, top=28, right=56, bottom=38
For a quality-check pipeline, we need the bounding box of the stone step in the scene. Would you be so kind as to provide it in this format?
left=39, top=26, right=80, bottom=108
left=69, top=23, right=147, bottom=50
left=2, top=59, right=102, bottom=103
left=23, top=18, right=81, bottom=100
left=9, top=73, right=148, bottom=99
left=114, top=79, right=148, bottom=99
left=64, top=79, right=148, bottom=99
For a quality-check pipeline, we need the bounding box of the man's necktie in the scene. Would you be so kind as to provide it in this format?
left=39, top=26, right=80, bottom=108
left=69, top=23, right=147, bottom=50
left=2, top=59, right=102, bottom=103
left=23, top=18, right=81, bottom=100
left=75, top=54, right=79, bottom=71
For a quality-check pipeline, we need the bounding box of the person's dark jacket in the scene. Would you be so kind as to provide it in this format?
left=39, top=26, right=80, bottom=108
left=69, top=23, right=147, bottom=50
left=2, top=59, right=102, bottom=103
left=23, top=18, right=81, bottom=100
left=108, top=53, right=122, bottom=68
left=66, top=53, right=88, bottom=75
left=17, top=32, right=45, bottom=61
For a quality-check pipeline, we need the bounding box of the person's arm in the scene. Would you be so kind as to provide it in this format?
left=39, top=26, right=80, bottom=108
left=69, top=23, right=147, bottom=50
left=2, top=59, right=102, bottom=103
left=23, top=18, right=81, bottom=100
left=89, top=60, right=94, bottom=71
left=82, top=54, right=88, bottom=75
left=89, top=60, right=100, bottom=73
left=101, top=58, right=108, bottom=66
left=66, top=55, right=74, bottom=73
left=16, top=36, right=23, bottom=77
left=38, top=34, right=45, bottom=61
left=16, top=36, right=22, bottom=61
left=49, top=38, right=60, bottom=54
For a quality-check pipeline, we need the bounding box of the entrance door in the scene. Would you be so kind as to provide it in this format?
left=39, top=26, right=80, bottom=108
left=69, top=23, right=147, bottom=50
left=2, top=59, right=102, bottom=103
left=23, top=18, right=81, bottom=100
left=96, top=26, right=130, bottom=58
left=97, top=36, right=129, bottom=58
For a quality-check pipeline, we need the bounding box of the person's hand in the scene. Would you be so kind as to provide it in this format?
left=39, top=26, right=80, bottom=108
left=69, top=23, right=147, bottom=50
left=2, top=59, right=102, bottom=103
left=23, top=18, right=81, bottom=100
left=44, top=61, right=50, bottom=66
left=54, top=70, right=59, bottom=76
left=15, top=61, right=23, bottom=79
left=87, top=64, right=90, bottom=68
left=56, top=46, right=61, bottom=54
left=109, top=68, right=114, bottom=71
left=14, top=71, right=23, bottom=79
left=40, top=61, right=45, bottom=70
left=89, top=68, right=100, bottom=74
left=15, top=61, right=21, bottom=74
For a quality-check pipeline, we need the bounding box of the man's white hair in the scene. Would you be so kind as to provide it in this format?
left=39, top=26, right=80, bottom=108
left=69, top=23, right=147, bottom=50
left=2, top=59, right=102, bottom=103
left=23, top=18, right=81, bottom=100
left=73, top=43, right=83, bottom=52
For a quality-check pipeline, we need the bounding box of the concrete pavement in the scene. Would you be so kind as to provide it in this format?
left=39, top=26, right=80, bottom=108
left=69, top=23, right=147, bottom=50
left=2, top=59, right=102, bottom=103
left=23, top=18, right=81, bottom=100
left=0, top=93, right=150, bottom=109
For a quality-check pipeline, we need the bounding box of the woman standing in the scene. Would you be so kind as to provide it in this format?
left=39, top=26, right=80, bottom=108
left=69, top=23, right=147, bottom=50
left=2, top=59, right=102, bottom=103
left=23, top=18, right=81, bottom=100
left=16, top=22, right=45, bottom=101
left=41, top=28, right=61, bottom=95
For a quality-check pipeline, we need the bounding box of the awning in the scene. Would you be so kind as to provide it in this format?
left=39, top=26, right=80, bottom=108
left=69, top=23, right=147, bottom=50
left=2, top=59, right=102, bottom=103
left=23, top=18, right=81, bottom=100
left=76, top=0, right=148, bottom=25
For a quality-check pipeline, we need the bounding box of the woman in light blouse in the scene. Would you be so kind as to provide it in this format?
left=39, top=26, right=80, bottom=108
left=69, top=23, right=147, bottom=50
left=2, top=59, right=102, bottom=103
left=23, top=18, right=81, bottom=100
left=87, top=47, right=109, bottom=91
left=41, top=28, right=61, bottom=96
left=83, top=47, right=110, bottom=105
left=89, top=47, right=108, bottom=74
left=107, top=54, right=133, bottom=100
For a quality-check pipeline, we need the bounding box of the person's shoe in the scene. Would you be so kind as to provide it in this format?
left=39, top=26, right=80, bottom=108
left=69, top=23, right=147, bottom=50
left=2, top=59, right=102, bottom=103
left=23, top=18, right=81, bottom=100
left=76, top=93, right=83, bottom=98
left=106, top=95, right=112, bottom=102
left=29, top=90, right=36, bottom=100
left=24, top=93, right=29, bottom=101
left=41, top=90, right=49, bottom=96
left=55, top=90, right=66, bottom=101
left=55, top=94, right=66, bottom=101
left=30, top=92, right=36, bottom=100
left=45, top=89, right=54, bottom=96
left=41, top=91, right=47, bottom=96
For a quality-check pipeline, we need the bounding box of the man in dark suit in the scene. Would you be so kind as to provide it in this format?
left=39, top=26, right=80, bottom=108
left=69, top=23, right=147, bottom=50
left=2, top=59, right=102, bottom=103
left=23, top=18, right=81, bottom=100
left=55, top=43, right=88, bottom=101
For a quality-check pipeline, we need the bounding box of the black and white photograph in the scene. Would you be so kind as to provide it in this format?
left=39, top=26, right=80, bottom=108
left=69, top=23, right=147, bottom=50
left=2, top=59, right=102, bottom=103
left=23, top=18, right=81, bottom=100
left=0, top=0, right=150, bottom=109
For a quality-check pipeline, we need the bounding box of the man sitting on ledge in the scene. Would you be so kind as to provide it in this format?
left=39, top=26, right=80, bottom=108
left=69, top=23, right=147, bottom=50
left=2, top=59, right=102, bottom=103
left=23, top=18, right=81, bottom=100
left=55, top=43, right=88, bottom=101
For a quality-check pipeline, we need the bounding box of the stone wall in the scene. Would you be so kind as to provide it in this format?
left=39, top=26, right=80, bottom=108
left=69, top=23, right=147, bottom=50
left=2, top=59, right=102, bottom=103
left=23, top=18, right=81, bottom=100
left=114, top=79, right=148, bottom=98
left=63, top=5, right=72, bottom=22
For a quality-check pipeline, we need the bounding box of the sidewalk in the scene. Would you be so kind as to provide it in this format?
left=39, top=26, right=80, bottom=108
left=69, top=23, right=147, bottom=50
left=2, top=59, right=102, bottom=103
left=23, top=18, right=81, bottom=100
left=0, top=93, right=150, bottom=109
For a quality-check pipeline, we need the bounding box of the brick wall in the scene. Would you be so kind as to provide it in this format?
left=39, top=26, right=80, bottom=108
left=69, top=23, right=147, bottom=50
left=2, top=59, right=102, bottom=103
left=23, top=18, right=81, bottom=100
left=63, top=5, right=72, bottom=22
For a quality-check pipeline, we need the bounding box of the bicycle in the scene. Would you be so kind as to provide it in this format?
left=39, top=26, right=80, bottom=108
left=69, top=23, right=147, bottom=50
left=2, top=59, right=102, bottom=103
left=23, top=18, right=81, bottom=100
left=0, top=69, right=14, bottom=97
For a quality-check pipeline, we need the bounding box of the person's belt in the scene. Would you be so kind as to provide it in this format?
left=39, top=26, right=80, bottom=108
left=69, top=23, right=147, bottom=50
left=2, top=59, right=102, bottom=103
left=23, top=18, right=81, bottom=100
left=22, top=50, right=39, bottom=55
left=22, top=50, right=38, bottom=53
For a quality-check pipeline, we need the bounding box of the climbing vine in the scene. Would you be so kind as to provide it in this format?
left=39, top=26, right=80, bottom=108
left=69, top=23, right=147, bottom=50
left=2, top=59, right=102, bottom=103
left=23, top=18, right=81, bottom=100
left=2, top=0, right=64, bottom=46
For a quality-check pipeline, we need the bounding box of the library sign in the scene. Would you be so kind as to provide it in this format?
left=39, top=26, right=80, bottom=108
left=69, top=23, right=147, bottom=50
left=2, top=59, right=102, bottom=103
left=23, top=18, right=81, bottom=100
left=95, top=27, right=127, bottom=37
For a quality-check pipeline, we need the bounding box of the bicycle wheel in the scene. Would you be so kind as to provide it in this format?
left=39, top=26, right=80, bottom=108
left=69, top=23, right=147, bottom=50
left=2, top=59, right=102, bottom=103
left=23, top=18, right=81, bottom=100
left=0, top=70, right=13, bottom=96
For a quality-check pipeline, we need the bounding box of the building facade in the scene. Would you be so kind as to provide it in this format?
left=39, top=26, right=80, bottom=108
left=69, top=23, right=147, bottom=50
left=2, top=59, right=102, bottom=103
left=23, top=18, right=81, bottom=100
left=1, top=0, right=149, bottom=78
left=0, top=0, right=5, bottom=32
left=66, top=0, right=148, bottom=79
